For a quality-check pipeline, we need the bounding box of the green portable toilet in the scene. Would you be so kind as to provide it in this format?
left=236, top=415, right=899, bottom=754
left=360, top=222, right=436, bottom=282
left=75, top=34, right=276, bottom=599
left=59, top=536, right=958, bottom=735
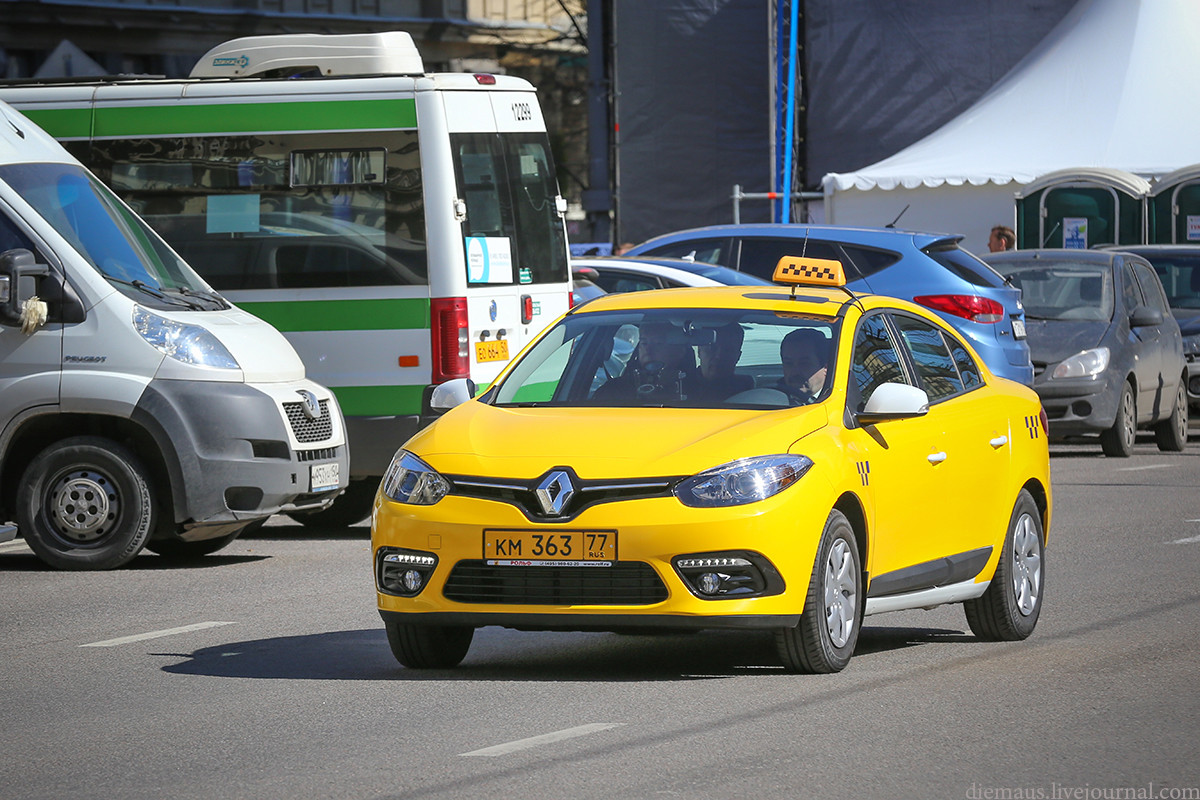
left=1016, top=168, right=1149, bottom=249
left=1148, top=165, right=1200, bottom=243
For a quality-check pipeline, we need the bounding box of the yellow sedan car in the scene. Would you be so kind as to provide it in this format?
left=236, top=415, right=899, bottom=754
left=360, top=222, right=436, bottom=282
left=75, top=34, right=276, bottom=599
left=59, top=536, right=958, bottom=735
left=372, top=256, right=1052, bottom=673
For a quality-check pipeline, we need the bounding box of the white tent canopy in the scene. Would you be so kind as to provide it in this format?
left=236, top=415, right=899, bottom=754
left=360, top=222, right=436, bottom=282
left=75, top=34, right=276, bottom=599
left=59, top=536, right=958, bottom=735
left=821, top=0, right=1200, bottom=252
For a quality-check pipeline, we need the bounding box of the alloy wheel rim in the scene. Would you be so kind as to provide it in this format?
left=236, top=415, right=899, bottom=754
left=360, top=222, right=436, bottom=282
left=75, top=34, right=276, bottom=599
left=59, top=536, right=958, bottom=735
left=824, top=539, right=857, bottom=647
left=1010, top=513, right=1042, bottom=616
left=1121, top=389, right=1136, bottom=447
left=1176, top=385, right=1188, bottom=443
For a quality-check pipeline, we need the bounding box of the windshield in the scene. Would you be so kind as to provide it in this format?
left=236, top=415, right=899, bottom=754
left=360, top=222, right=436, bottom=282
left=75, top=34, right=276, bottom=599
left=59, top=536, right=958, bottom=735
left=1000, top=259, right=1114, bottom=321
left=0, top=162, right=223, bottom=309
left=451, top=131, right=569, bottom=285
left=491, top=307, right=840, bottom=409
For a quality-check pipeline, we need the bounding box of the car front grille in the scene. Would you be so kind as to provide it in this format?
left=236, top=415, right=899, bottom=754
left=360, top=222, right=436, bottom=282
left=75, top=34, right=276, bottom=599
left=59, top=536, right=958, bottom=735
left=443, top=560, right=668, bottom=605
left=283, top=399, right=333, bottom=442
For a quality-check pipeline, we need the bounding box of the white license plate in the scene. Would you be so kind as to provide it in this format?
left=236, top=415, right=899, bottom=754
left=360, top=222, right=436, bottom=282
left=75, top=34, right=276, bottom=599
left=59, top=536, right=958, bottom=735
left=310, top=462, right=340, bottom=492
left=1012, top=318, right=1027, bottom=339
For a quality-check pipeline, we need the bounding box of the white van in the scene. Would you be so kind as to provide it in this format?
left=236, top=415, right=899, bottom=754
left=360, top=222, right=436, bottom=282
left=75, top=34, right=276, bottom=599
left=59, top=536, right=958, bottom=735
left=0, top=99, right=349, bottom=570
left=0, top=32, right=573, bottom=527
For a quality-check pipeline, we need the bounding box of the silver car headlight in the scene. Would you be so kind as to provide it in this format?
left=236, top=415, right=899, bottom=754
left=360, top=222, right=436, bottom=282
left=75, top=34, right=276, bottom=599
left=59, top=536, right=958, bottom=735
left=133, top=306, right=239, bottom=369
left=382, top=450, right=450, bottom=505
left=1052, top=347, right=1109, bottom=379
left=674, top=455, right=813, bottom=508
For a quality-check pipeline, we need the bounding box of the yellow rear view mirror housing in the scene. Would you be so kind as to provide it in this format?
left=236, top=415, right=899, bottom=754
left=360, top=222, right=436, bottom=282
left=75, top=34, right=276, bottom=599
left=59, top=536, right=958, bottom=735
left=772, top=255, right=847, bottom=288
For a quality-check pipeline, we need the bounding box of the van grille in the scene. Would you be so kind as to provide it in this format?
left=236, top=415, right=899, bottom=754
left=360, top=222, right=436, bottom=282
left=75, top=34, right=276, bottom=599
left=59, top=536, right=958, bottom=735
left=443, top=561, right=668, bottom=605
left=283, top=399, right=333, bottom=442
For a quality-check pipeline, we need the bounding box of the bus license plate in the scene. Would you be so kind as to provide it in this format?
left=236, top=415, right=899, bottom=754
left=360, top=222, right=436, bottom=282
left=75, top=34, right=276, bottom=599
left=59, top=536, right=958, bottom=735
left=484, top=529, right=617, bottom=566
left=310, top=462, right=340, bottom=492
left=475, top=340, right=509, bottom=363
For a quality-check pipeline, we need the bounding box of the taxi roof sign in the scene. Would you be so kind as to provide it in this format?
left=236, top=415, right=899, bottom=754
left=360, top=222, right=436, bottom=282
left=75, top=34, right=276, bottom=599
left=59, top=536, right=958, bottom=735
left=772, top=255, right=847, bottom=289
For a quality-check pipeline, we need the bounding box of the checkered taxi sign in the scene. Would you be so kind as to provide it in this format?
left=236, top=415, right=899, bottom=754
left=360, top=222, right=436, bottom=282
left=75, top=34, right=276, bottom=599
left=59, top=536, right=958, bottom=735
left=772, top=255, right=846, bottom=288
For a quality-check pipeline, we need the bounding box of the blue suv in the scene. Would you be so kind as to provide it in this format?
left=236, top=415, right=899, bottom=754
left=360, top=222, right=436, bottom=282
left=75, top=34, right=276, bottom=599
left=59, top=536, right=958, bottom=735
left=626, top=224, right=1033, bottom=385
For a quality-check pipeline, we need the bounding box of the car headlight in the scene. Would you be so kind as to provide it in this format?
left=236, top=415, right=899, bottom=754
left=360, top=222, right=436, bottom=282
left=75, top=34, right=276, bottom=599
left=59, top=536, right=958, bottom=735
left=674, top=455, right=813, bottom=508
left=1052, top=347, right=1109, bottom=379
left=1183, top=334, right=1200, bottom=357
left=133, top=306, right=239, bottom=369
left=381, top=450, right=450, bottom=505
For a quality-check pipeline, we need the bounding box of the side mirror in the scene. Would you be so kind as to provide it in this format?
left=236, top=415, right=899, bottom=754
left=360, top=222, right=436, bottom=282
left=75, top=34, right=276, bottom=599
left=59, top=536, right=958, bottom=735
left=1130, top=305, right=1164, bottom=328
left=0, top=248, right=50, bottom=325
left=856, top=382, right=929, bottom=425
left=430, top=378, right=477, bottom=412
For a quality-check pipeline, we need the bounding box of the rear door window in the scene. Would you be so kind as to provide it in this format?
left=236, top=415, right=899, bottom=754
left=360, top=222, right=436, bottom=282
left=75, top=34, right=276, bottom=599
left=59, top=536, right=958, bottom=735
left=737, top=237, right=841, bottom=281
left=640, top=237, right=732, bottom=267
left=840, top=245, right=901, bottom=279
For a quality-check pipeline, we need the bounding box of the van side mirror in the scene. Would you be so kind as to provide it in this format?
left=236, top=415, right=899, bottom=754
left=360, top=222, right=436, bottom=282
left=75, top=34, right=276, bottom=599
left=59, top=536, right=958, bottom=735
left=1129, top=305, right=1164, bottom=328
left=0, top=248, right=50, bottom=325
left=856, top=382, right=930, bottom=425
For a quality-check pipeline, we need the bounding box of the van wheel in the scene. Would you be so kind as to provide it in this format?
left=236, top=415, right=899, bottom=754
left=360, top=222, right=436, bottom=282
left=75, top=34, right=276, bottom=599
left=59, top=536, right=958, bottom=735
left=1153, top=377, right=1188, bottom=452
left=144, top=527, right=249, bottom=559
left=286, top=478, right=377, bottom=529
left=385, top=620, right=474, bottom=669
left=17, top=437, right=155, bottom=570
left=1100, top=381, right=1136, bottom=457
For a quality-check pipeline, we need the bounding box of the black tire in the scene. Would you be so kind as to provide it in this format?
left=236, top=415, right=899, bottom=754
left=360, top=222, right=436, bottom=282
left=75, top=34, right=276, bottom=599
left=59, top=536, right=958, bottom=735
left=775, top=509, right=862, bottom=673
left=1100, top=380, right=1136, bottom=457
left=17, top=437, right=155, bottom=570
left=286, top=478, right=378, bottom=529
left=1154, top=376, right=1189, bottom=452
left=964, top=489, right=1044, bottom=641
left=385, top=619, right=474, bottom=669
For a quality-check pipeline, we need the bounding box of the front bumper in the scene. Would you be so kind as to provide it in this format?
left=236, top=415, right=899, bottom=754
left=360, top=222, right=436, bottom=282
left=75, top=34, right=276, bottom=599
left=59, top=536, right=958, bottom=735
left=1033, top=369, right=1121, bottom=436
left=372, top=489, right=826, bottom=630
left=134, top=378, right=350, bottom=539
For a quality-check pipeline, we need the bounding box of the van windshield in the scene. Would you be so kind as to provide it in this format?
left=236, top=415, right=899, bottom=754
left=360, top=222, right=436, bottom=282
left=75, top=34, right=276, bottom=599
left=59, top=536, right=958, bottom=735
left=0, top=162, right=225, bottom=310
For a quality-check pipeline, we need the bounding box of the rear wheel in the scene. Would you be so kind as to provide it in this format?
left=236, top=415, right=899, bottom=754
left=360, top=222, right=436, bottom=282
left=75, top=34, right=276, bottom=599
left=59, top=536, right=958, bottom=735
left=286, top=478, right=377, bottom=529
left=385, top=619, right=474, bottom=669
left=775, top=509, right=862, bottom=673
left=144, top=527, right=247, bottom=559
left=1100, top=381, right=1136, bottom=457
left=964, top=489, right=1044, bottom=641
left=17, top=437, right=155, bottom=570
left=1154, top=377, right=1188, bottom=452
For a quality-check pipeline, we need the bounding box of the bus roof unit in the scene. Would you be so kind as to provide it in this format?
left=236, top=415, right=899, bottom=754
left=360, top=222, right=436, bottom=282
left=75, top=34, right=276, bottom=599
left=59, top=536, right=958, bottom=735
left=190, top=32, right=426, bottom=79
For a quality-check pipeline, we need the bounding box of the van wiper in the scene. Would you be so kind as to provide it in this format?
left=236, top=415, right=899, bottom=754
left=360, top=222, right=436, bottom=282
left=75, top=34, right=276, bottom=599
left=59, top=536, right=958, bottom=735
left=173, top=285, right=230, bottom=310
left=103, top=272, right=203, bottom=310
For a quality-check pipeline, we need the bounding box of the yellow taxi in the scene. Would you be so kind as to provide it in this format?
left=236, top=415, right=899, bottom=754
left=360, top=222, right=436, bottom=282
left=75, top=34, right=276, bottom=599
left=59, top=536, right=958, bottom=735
left=372, top=256, right=1052, bottom=673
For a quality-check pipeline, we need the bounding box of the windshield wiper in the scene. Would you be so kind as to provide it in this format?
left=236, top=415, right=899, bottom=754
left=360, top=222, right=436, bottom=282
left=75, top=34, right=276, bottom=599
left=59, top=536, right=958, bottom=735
left=173, top=285, right=230, bottom=310
left=111, top=276, right=205, bottom=310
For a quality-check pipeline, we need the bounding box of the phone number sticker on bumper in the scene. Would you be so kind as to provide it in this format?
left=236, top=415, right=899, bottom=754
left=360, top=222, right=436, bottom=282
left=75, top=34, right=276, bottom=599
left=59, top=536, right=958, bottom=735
left=484, top=529, right=617, bottom=566
left=310, top=462, right=340, bottom=492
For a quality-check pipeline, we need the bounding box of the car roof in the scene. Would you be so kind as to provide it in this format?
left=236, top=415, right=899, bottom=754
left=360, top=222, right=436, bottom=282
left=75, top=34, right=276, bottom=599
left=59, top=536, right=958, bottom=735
left=571, top=255, right=770, bottom=286
left=630, top=223, right=962, bottom=252
left=982, top=248, right=1119, bottom=266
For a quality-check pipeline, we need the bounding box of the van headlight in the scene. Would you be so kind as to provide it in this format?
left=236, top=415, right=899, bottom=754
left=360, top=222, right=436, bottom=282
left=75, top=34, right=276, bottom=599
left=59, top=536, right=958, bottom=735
left=382, top=450, right=450, bottom=505
left=133, top=306, right=239, bottom=369
left=674, top=455, right=813, bottom=508
left=1052, top=347, right=1109, bottom=379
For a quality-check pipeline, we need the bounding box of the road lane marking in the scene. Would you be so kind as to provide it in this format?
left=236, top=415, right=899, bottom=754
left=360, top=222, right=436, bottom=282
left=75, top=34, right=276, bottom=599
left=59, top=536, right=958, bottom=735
left=459, top=723, right=625, bottom=757
left=1117, top=464, right=1175, bottom=471
left=80, top=621, right=236, bottom=648
left=1171, top=534, right=1200, bottom=544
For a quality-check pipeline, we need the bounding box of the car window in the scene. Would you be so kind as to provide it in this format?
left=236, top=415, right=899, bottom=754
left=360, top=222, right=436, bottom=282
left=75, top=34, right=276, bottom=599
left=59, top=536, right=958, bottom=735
left=1131, top=261, right=1170, bottom=315
left=891, top=314, right=966, bottom=401
left=1141, top=253, right=1200, bottom=309
left=639, top=237, right=732, bottom=267
left=945, top=335, right=983, bottom=390
left=849, top=313, right=907, bottom=412
left=840, top=244, right=900, bottom=279
left=924, top=244, right=1008, bottom=288
left=593, top=270, right=660, bottom=294
left=737, top=237, right=841, bottom=282
left=1120, top=263, right=1143, bottom=311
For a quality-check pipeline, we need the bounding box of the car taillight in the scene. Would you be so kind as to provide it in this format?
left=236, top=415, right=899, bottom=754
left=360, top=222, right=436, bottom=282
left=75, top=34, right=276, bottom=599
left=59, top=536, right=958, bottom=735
left=430, top=297, right=469, bottom=383
left=1039, top=406, right=1049, bottom=437
left=913, top=294, right=1005, bottom=323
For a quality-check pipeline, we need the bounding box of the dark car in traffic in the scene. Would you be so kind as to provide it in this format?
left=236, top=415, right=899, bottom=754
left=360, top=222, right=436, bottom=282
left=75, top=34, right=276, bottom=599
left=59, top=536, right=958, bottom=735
left=983, top=249, right=1187, bottom=456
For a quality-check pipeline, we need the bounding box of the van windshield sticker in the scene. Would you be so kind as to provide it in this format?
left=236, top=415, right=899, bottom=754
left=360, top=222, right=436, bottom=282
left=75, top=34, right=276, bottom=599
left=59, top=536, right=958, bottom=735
left=467, top=237, right=514, bottom=284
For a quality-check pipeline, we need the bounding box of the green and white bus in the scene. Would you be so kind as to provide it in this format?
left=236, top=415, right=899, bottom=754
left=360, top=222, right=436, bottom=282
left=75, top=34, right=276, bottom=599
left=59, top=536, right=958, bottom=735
left=0, top=32, right=573, bottom=525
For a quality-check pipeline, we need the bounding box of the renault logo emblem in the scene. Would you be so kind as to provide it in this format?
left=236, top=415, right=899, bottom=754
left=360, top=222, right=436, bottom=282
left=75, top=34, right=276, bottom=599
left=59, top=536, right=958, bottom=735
left=535, top=470, right=575, bottom=516
left=297, top=389, right=321, bottom=421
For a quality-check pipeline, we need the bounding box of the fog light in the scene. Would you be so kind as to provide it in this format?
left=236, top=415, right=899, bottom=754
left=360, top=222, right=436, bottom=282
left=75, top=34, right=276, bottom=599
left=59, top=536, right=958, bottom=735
left=1189, top=376, right=1200, bottom=395
left=377, top=548, right=438, bottom=597
left=698, top=573, right=723, bottom=595
left=672, top=551, right=782, bottom=600
left=402, top=569, right=424, bottom=592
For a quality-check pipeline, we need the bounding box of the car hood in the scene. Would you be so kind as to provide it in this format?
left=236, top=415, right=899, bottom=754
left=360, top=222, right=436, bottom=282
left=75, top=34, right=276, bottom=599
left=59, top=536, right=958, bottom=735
left=1023, top=318, right=1110, bottom=363
left=405, top=401, right=829, bottom=479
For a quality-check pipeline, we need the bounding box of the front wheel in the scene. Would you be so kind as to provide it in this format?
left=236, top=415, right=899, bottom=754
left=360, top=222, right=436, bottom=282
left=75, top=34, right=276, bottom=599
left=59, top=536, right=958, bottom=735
left=385, top=620, right=474, bottom=669
left=17, top=437, right=156, bottom=570
left=1153, top=377, right=1188, bottom=452
left=775, top=509, right=862, bottom=673
left=286, top=478, right=377, bottom=529
left=1100, top=381, right=1136, bottom=457
left=964, top=489, right=1044, bottom=641
left=144, top=526, right=251, bottom=559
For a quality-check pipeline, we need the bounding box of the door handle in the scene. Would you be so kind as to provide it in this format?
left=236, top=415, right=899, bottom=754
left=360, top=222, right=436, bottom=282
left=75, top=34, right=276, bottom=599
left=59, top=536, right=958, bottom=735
left=989, top=435, right=1008, bottom=448
left=927, top=451, right=947, bottom=464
